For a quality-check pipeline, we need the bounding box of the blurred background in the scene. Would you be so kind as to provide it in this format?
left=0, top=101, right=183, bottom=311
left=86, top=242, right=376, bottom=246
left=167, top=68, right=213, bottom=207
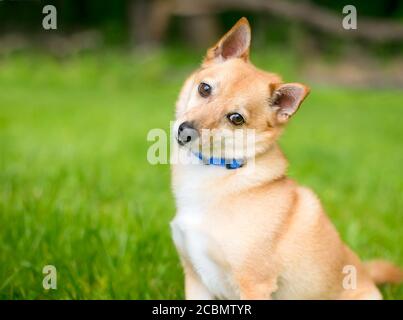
left=2, top=0, right=403, bottom=86
left=0, top=0, right=402, bottom=299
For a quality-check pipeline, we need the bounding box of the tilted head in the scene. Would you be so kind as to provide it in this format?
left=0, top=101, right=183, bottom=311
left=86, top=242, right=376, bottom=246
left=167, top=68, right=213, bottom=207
left=175, top=18, right=310, bottom=166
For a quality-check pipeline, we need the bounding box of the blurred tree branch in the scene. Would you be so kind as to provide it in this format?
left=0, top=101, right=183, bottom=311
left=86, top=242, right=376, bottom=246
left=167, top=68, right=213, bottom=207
left=169, top=0, right=403, bottom=43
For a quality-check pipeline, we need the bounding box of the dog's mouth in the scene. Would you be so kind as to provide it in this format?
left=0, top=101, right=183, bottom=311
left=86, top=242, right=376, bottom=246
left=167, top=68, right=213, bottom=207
left=176, top=137, right=185, bottom=146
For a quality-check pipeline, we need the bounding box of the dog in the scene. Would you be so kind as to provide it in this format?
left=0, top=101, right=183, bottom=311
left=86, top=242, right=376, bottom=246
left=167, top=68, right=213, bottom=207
left=170, top=17, right=402, bottom=299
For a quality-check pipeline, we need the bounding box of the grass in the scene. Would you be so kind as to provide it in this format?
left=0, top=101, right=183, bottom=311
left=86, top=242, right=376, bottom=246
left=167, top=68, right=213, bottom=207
left=0, top=49, right=402, bottom=299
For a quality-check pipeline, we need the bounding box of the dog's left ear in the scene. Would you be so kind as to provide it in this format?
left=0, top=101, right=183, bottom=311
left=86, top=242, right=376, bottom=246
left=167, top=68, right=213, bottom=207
left=203, top=17, right=251, bottom=65
left=269, top=83, right=310, bottom=124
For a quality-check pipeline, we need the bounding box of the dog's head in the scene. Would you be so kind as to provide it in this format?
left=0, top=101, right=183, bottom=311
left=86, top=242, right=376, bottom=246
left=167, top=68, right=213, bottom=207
left=175, top=17, right=310, bottom=162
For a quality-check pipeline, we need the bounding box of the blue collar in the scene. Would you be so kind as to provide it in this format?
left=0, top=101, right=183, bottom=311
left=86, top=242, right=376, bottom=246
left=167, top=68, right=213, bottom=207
left=194, top=152, right=244, bottom=170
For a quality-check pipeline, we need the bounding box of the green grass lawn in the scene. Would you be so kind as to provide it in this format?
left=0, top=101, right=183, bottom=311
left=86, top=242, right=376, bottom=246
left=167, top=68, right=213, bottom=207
left=0, top=50, right=402, bottom=299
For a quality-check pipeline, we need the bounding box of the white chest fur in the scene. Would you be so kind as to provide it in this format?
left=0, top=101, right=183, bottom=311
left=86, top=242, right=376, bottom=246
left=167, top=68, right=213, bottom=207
left=171, top=209, right=238, bottom=300
left=171, top=165, right=239, bottom=299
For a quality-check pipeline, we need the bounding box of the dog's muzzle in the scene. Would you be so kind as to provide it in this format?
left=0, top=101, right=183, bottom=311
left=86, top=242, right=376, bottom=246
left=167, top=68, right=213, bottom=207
left=177, top=121, right=198, bottom=146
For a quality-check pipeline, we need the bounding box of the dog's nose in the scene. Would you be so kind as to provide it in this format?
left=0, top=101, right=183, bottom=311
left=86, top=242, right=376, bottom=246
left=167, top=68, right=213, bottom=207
left=177, top=121, right=198, bottom=145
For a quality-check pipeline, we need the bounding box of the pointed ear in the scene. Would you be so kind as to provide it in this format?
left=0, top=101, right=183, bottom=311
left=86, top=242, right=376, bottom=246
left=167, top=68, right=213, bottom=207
left=269, top=83, right=310, bottom=124
left=203, top=17, right=251, bottom=65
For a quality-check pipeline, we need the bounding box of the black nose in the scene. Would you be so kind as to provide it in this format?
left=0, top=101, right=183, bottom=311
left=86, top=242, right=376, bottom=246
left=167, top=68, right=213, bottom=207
left=178, top=121, right=194, bottom=133
left=177, top=121, right=197, bottom=145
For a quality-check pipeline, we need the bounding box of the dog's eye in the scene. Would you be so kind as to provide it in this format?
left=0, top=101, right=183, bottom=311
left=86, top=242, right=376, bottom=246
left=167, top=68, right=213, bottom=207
left=227, top=113, right=245, bottom=126
left=198, top=82, right=212, bottom=98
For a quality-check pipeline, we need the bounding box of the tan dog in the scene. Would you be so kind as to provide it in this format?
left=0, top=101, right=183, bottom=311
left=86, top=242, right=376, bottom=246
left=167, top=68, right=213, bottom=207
left=170, top=17, right=402, bottom=300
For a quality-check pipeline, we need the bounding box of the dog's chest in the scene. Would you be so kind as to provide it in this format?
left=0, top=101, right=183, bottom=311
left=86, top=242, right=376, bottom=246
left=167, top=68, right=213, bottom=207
left=171, top=206, right=238, bottom=299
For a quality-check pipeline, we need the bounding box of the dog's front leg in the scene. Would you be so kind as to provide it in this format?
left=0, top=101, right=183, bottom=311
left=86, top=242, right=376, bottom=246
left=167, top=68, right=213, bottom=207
left=237, top=275, right=279, bottom=300
left=183, top=261, right=213, bottom=300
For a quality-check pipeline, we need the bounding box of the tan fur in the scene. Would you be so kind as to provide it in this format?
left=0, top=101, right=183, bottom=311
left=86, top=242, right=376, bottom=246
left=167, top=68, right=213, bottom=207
left=171, top=18, right=401, bottom=300
left=364, top=260, right=403, bottom=285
